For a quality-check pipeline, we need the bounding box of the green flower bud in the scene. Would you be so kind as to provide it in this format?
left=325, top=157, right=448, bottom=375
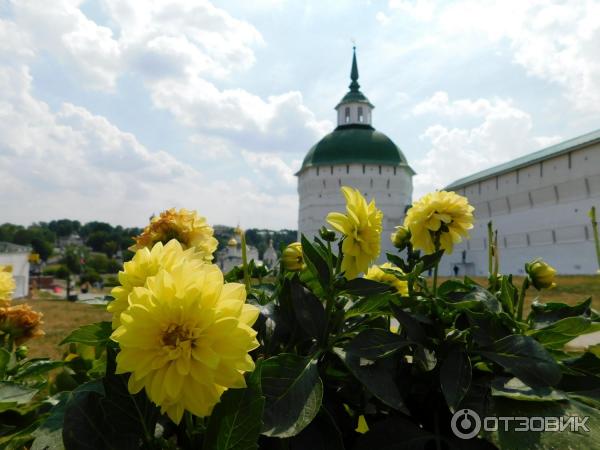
left=525, top=258, right=557, bottom=290
left=318, top=226, right=336, bottom=242
left=15, top=345, right=28, bottom=359
left=391, top=225, right=411, bottom=249
left=281, top=242, right=305, bottom=271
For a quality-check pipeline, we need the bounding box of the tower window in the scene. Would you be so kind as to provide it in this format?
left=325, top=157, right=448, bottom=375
left=362, top=164, right=365, bottom=174
left=386, top=179, right=390, bottom=189
left=378, top=165, right=382, bottom=174
left=330, top=166, right=333, bottom=175
left=393, top=167, right=397, bottom=175
left=346, top=165, right=349, bottom=174
left=358, top=106, right=364, bottom=122
left=370, top=178, right=373, bottom=188
left=316, top=167, right=319, bottom=176
left=345, top=107, right=350, bottom=123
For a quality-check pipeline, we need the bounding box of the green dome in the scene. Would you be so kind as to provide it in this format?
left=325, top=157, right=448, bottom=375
left=335, top=90, right=373, bottom=108
left=299, top=124, right=414, bottom=173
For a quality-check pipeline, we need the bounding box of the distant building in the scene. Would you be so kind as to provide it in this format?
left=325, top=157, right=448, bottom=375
left=297, top=48, right=414, bottom=259
left=0, top=242, right=31, bottom=298
left=216, top=238, right=260, bottom=273
left=263, top=240, right=278, bottom=269
left=58, top=233, right=83, bottom=248
left=441, top=130, right=600, bottom=275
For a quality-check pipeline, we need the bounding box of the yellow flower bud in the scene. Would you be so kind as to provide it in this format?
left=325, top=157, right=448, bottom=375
left=525, top=258, right=557, bottom=290
left=281, top=242, right=305, bottom=271
left=391, top=225, right=411, bottom=249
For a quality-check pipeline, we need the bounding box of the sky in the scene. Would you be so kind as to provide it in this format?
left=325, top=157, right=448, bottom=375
left=1, top=0, right=599, bottom=229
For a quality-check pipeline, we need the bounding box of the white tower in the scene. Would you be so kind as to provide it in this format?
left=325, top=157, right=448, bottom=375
left=296, top=47, right=415, bottom=261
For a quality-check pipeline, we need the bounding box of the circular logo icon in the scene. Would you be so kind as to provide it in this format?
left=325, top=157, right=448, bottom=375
left=451, top=409, right=481, bottom=439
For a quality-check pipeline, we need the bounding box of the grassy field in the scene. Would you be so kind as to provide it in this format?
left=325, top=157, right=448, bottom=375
left=13, top=275, right=600, bottom=360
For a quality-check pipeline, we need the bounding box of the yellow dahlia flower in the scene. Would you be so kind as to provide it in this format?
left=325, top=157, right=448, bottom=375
left=404, top=191, right=474, bottom=255
left=281, top=242, right=304, bottom=271
left=327, top=186, right=383, bottom=279
left=111, top=264, right=259, bottom=424
left=525, top=258, right=556, bottom=290
left=0, top=265, right=15, bottom=305
left=365, top=262, right=408, bottom=295
left=131, top=208, right=218, bottom=262
left=108, top=240, right=206, bottom=328
left=0, top=304, right=44, bottom=345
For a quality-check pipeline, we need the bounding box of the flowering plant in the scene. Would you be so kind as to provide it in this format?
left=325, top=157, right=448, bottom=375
left=2, top=190, right=600, bottom=449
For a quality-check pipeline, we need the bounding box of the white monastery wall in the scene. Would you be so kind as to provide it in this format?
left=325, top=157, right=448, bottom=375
left=440, top=142, right=600, bottom=275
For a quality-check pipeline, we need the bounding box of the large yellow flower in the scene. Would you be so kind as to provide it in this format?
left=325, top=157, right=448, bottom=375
left=111, top=264, right=259, bottom=424
left=131, top=208, right=218, bottom=262
left=327, top=187, right=383, bottom=279
left=365, top=263, right=408, bottom=295
left=108, top=240, right=206, bottom=328
left=0, top=265, right=15, bottom=305
left=404, top=191, right=474, bottom=254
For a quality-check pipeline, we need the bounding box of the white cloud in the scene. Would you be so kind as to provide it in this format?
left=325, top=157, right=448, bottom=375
left=10, top=0, right=328, bottom=152
left=438, top=1, right=600, bottom=113
left=0, top=62, right=297, bottom=228
left=388, top=0, right=436, bottom=22
left=241, top=150, right=296, bottom=187
left=412, top=91, right=561, bottom=197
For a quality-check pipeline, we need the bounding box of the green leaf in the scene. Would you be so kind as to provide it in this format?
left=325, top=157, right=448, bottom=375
left=437, top=279, right=470, bottom=297
left=445, top=285, right=501, bottom=314
left=344, top=329, right=413, bottom=360
left=334, top=348, right=408, bottom=414
left=62, top=380, right=107, bottom=450
left=287, top=406, right=344, bottom=450
left=204, top=368, right=265, bottom=450
left=499, top=275, right=517, bottom=316
left=261, top=354, right=323, bottom=438
left=14, top=359, right=64, bottom=380
left=62, top=348, right=159, bottom=449
left=563, top=352, right=600, bottom=376
left=0, top=381, right=38, bottom=405
left=31, top=392, right=69, bottom=450
left=528, top=317, right=600, bottom=350
left=291, top=280, right=326, bottom=340
left=491, top=377, right=567, bottom=402
left=341, top=278, right=392, bottom=296
left=482, top=396, right=600, bottom=450
left=300, top=235, right=330, bottom=288
left=391, top=305, right=427, bottom=344
left=478, top=335, right=562, bottom=387
left=0, top=348, right=9, bottom=379
left=59, top=321, right=113, bottom=346
left=345, top=293, right=393, bottom=318
left=528, top=298, right=592, bottom=329
left=440, top=347, right=471, bottom=411
left=99, top=347, right=159, bottom=446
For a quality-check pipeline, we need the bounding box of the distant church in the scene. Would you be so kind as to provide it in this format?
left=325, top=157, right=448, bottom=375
left=297, top=48, right=599, bottom=276
left=296, top=48, right=415, bottom=258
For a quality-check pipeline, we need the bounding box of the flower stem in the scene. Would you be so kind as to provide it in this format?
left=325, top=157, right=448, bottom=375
left=590, top=207, right=600, bottom=272
left=432, top=261, right=439, bottom=297
left=516, top=277, right=529, bottom=321
left=240, top=229, right=251, bottom=293
left=432, top=235, right=440, bottom=296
